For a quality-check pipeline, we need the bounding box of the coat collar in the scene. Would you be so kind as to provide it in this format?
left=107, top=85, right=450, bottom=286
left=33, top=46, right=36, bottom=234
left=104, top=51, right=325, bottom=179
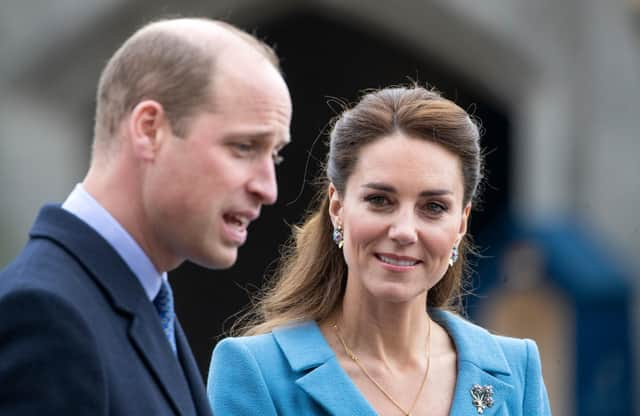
left=272, top=310, right=514, bottom=416
left=430, top=309, right=511, bottom=375
left=273, top=321, right=377, bottom=415
left=30, top=205, right=201, bottom=416
left=431, top=309, right=514, bottom=415
left=176, top=322, right=213, bottom=416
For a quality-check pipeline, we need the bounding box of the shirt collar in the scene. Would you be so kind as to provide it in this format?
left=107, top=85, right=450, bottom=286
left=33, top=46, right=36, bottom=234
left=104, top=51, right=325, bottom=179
left=61, top=183, right=165, bottom=300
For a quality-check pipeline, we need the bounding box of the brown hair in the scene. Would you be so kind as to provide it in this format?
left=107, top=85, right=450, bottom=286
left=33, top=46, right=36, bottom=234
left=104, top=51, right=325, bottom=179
left=235, top=85, right=483, bottom=336
left=93, top=18, right=279, bottom=151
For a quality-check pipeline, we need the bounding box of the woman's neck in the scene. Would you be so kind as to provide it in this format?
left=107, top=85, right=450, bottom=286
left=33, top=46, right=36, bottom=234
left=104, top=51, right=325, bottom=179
left=332, top=288, right=431, bottom=370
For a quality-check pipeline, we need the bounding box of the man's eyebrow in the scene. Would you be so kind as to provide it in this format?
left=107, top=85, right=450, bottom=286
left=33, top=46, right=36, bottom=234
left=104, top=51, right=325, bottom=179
left=226, top=131, right=291, bottom=145
left=226, top=132, right=269, bottom=141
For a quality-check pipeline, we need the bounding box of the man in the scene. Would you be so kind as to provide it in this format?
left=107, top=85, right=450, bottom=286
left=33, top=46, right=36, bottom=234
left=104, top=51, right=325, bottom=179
left=0, top=17, right=292, bottom=415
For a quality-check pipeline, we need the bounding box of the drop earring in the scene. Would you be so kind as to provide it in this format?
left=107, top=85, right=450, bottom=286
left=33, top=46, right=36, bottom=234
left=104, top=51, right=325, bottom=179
left=449, top=245, right=459, bottom=267
left=332, top=224, right=344, bottom=249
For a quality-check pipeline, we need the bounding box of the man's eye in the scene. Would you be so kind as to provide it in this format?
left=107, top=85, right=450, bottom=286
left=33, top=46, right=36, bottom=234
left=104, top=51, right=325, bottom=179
left=233, top=143, right=254, bottom=152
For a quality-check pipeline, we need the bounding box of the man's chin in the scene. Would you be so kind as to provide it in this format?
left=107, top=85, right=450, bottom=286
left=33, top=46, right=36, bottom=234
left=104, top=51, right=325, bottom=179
left=193, top=249, right=238, bottom=270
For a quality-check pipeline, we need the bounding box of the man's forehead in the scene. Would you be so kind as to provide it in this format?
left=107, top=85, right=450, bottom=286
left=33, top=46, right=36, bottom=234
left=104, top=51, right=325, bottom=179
left=210, top=65, right=290, bottom=114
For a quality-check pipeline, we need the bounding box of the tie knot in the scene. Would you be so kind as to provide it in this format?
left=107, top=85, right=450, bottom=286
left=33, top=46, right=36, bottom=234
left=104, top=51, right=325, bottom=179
left=154, top=279, right=176, bottom=354
left=154, top=280, right=174, bottom=315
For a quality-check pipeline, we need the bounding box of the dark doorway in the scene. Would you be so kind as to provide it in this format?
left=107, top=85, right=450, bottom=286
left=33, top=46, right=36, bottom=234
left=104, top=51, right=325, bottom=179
left=171, top=9, right=512, bottom=378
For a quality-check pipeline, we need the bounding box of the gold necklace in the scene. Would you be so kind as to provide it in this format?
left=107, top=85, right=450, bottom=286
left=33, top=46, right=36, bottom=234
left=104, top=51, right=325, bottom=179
left=333, top=318, right=432, bottom=416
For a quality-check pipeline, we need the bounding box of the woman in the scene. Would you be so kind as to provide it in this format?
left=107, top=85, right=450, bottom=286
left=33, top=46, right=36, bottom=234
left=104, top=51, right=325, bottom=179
left=207, top=86, right=551, bottom=415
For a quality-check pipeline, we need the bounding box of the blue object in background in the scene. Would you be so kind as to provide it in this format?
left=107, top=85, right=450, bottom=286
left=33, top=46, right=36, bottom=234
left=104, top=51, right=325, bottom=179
left=470, top=212, right=635, bottom=416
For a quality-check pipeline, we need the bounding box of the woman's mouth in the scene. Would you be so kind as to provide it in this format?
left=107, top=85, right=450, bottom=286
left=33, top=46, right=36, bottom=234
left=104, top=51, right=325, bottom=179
left=375, top=254, right=421, bottom=267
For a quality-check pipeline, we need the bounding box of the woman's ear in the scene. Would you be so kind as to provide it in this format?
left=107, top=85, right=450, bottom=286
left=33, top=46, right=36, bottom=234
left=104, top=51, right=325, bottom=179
left=328, top=183, right=343, bottom=227
left=457, top=202, right=472, bottom=240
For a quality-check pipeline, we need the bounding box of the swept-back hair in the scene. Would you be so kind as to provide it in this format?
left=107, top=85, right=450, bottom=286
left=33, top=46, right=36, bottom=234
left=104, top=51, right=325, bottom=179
left=235, top=85, right=483, bottom=336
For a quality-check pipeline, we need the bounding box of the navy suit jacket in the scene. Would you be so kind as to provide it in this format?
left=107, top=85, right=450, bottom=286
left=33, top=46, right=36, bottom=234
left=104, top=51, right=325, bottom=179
left=208, top=309, right=551, bottom=415
left=0, top=205, right=213, bottom=416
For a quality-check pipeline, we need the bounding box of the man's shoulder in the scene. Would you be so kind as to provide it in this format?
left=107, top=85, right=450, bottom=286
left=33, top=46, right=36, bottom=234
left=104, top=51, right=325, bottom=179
left=1, top=222, right=89, bottom=292
left=0, top=203, right=131, bottom=303
left=0, top=218, right=114, bottom=327
left=1, top=237, right=76, bottom=294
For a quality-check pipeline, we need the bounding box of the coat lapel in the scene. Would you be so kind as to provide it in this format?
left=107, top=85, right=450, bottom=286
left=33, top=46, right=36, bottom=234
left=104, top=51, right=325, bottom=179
left=450, top=362, right=512, bottom=415
left=273, top=322, right=377, bottom=416
left=31, top=205, right=196, bottom=416
left=268, top=309, right=518, bottom=416
left=431, top=309, right=514, bottom=416
left=128, top=312, right=196, bottom=416
left=175, top=321, right=213, bottom=416
left=295, top=358, right=378, bottom=416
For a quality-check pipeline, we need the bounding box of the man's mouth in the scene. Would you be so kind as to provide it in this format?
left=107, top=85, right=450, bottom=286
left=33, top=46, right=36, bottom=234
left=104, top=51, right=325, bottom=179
left=223, top=213, right=250, bottom=229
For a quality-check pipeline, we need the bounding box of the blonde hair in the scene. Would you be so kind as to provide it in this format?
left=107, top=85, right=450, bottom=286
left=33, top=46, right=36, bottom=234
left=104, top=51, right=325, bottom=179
left=234, top=85, right=483, bottom=336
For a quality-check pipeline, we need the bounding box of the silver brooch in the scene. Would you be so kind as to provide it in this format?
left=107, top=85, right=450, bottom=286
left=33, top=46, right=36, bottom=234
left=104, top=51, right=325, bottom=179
left=470, top=384, right=494, bottom=414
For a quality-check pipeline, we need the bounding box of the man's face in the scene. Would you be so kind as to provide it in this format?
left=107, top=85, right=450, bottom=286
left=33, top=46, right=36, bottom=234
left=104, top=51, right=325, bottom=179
left=145, top=57, right=292, bottom=270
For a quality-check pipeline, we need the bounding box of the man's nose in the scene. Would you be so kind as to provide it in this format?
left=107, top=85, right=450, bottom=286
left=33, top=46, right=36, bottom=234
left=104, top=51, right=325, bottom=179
left=247, top=158, right=278, bottom=205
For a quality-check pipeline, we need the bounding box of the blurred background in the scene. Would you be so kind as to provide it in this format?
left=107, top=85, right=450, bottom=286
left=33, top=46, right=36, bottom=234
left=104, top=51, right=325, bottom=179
left=1, top=0, right=638, bottom=414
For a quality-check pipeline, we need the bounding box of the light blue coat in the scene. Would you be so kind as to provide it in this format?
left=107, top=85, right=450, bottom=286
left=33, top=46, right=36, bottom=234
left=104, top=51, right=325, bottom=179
left=207, top=309, right=551, bottom=415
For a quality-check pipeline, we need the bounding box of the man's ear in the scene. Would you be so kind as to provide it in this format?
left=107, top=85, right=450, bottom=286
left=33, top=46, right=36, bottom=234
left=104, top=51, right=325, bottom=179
left=128, top=100, right=168, bottom=160
left=328, top=183, right=343, bottom=227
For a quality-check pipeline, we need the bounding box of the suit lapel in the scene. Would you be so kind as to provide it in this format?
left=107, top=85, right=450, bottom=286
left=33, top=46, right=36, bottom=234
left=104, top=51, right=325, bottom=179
left=128, top=311, right=196, bottom=416
left=30, top=205, right=196, bottom=416
left=431, top=309, right=514, bottom=416
left=273, top=321, right=377, bottom=416
left=175, top=321, right=213, bottom=416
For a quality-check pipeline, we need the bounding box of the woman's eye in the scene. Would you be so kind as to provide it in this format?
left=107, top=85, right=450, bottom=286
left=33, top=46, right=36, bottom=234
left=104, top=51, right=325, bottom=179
left=424, top=202, right=447, bottom=214
left=365, top=195, right=390, bottom=207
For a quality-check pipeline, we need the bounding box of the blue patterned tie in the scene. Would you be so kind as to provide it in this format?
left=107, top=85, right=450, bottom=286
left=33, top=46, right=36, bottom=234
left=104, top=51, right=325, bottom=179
left=153, top=279, right=176, bottom=354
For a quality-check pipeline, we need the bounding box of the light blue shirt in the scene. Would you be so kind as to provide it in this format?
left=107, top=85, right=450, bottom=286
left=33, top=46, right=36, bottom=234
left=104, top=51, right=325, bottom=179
left=62, top=184, right=165, bottom=301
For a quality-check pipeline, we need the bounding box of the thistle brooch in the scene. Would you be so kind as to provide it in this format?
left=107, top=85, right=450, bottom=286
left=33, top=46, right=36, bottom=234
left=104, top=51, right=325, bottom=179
left=470, top=384, right=494, bottom=414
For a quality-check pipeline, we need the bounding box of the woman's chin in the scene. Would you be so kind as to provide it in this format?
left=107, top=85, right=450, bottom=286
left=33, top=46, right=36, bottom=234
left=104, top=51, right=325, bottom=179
left=367, top=283, right=426, bottom=305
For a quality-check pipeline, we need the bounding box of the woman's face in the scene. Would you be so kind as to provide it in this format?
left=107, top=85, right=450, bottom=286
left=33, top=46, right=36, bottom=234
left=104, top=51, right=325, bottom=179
left=329, top=133, right=471, bottom=304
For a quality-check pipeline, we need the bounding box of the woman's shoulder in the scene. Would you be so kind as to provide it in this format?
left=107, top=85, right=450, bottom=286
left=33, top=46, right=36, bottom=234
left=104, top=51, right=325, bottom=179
left=209, top=319, right=333, bottom=392
left=215, top=330, right=277, bottom=351
left=432, top=309, right=550, bottom=413
left=491, top=332, right=540, bottom=360
left=431, top=309, right=541, bottom=369
left=212, top=319, right=322, bottom=361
